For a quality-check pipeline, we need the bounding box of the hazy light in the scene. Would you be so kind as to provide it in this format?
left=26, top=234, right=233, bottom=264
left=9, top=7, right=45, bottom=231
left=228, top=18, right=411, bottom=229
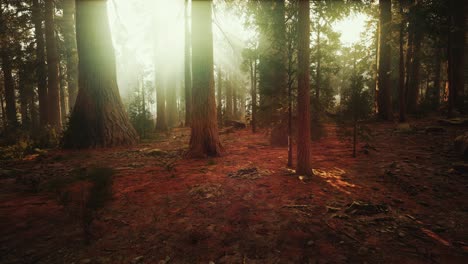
left=333, top=13, right=369, bottom=46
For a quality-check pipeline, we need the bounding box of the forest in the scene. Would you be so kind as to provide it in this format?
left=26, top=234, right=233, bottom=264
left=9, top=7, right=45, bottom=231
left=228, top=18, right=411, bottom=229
left=0, top=0, right=467, bottom=263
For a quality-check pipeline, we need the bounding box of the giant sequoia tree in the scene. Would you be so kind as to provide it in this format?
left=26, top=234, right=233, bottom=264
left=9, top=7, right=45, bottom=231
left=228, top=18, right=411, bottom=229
left=187, top=0, right=223, bottom=157
left=296, top=0, right=312, bottom=176
left=44, top=0, right=62, bottom=131
left=62, top=0, right=138, bottom=148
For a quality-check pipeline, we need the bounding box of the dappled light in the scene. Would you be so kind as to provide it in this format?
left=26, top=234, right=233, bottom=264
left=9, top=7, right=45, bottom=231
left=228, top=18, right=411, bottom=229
left=0, top=0, right=467, bottom=263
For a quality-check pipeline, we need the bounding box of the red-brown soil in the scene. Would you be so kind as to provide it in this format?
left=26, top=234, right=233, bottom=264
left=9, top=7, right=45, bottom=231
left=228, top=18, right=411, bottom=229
left=0, top=120, right=467, bottom=264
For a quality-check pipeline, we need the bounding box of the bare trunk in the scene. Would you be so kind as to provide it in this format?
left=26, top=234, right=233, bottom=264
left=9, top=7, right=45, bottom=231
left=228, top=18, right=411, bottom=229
left=184, top=0, right=192, bottom=126
left=225, top=76, right=232, bottom=120
left=32, top=0, right=48, bottom=127
left=432, top=48, right=442, bottom=109
left=155, top=77, right=168, bottom=131
left=167, top=79, right=178, bottom=128
left=63, top=0, right=78, bottom=111
left=187, top=0, right=223, bottom=158
left=45, top=0, right=62, bottom=131
left=0, top=52, right=17, bottom=128
left=377, top=0, right=392, bottom=120
left=217, top=68, right=223, bottom=126
left=250, top=60, right=257, bottom=133
left=296, top=0, right=312, bottom=176
left=62, top=0, right=138, bottom=148
left=398, top=6, right=406, bottom=123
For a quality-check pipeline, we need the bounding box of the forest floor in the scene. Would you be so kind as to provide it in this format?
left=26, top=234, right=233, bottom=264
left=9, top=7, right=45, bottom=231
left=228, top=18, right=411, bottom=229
left=0, top=118, right=467, bottom=264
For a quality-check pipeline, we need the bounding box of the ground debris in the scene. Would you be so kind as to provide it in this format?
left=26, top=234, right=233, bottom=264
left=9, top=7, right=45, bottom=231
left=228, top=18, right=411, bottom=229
left=189, top=183, right=223, bottom=199
left=345, top=201, right=389, bottom=215
left=227, top=167, right=271, bottom=180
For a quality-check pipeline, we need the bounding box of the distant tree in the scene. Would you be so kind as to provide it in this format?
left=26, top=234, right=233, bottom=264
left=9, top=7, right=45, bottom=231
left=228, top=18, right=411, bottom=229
left=216, top=68, right=223, bottom=126
left=32, top=0, right=48, bottom=127
left=296, top=0, right=312, bottom=176
left=45, top=0, right=62, bottom=131
left=377, top=0, right=392, bottom=120
left=187, top=0, right=223, bottom=157
left=62, top=0, right=138, bottom=148
left=155, top=74, right=168, bottom=132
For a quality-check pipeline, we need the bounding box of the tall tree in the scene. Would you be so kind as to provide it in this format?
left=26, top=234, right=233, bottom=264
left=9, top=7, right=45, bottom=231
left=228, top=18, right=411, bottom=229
left=62, top=0, right=78, bottom=111
left=155, top=75, right=168, bottom=131
left=32, top=0, right=48, bottom=127
left=447, top=0, right=466, bottom=116
left=217, top=68, right=223, bottom=126
left=62, top=0, right=138, bottom=148
left=187, top=0, right=223, bottom=157
left=44, top=0, right=62, bottom=130
left=377, top=0, right=392, bottom=120
left=0, top=3, right=17, bottom=128
left=398, top=3, right=406, bottom=123
left=296, top=0, right=312, bottom=176
left=184, top=0, right=192, bottom=126
left=166, top=78, right=178, bottom=128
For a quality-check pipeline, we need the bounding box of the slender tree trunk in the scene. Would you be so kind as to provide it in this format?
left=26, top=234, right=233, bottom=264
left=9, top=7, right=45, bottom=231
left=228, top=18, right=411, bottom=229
left=225, top=75, right=232, bottom=120
left=316, top=22, right=321, bottom=102
left=32, top=0, right=48, bottom=127
left=45, top=0, right=62, bottom=131
left=250, top=59, right=257, bottom=133
left=19, top=72, right=29, bottom=126
left=59, top=64, right=67, bottom=123
left=167, top=78, right=178, bottom=128
left=63, top=0, right=78, bottom=111
left=155, top=76, right=168, bottom=131
left=217, top=68, right=223, bottom=126
left=296, top=0, right=312, bottom=176
left=184, top=0, right=192, bottom=126
left=62, top=0, right=138, bottom=148
left=398, top=5, right=406, bottom=123
left=0, top=84, right=5, bottom=129
left=407, top=26, right=423, bottom=113
left=0, top=52, right=17, bottom=128
left=233, top=85, right=238, bottom=119
left=377, top=0, right=392, bottom=120
left=432, top=47, right=442, bottom=109
left=187, top=0, right=223, bottom=158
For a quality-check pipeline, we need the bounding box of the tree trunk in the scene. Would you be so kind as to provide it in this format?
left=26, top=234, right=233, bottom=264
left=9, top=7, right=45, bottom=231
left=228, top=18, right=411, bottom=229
left=447, top=0, right=466, bottom=116
left=407, top=21, right=423, bottom=113
left=398, top=5, right=406, bottom=123
left=225, top=75, right=232, bottom=120
left=45, top=0, right=62, bottom=131
left=155, top=76, right=168, bottom=131
left=63, top=0, right=78, bottom=111
left=167, top=78, right=178, bottom=128
left=187, top=0, right=223, bottom=158
left=432, top=47, right=442, bottom=109
left=315, top=22, right=321, bottom=102
left=0, top=51, right=17, bottom=128
left=59, top=64, right=68, bottom=123
left=62, top=0, right=138, bottom=148
left=250, top=59, right=257, bottom=133
left=296, top=0, right=312, bottom=176
left=19, top=72, right=30, bottom=127
left=377, top=0, right=392, bottom=120
left=184, top=0, right=192, bottom=126
left=32, top=0, right=48, bottom=127
left=217, top=68, right=223, bottom=126
left=233, top=84, right=238, bottom=119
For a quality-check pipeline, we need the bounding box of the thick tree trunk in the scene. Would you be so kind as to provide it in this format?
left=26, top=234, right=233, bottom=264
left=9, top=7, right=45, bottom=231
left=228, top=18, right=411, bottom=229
left=32, top=0, right=48, bottom=127
left=155, top=77, right=168, bottom=131
left=59, top=64, right=68, bottom=122
left=62, top=0, right=138, bottom=148
left=296, top=0, right=312, bottom=176
left=63, top=0, right=78, bottom=111
left=447, top=0, right=466, bottom=116
left=187, top=0, right=223, bottom=158
left=377, top=0, right=392, bottom=120
left=407, top=26, right=423, bottom=113
left=184, top=0, right=192, bottom=126
left=19, top=72, right=30, bottom=126
left=45, top=0, right=62, bottom=131
left=315, top=23, right=321, bottom=102
left=398, top=6, right=406, bottom=123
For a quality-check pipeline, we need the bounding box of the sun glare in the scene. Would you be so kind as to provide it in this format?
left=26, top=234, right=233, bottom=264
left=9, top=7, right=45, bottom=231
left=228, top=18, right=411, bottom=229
left=332, top=13, right=369, bottom=46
